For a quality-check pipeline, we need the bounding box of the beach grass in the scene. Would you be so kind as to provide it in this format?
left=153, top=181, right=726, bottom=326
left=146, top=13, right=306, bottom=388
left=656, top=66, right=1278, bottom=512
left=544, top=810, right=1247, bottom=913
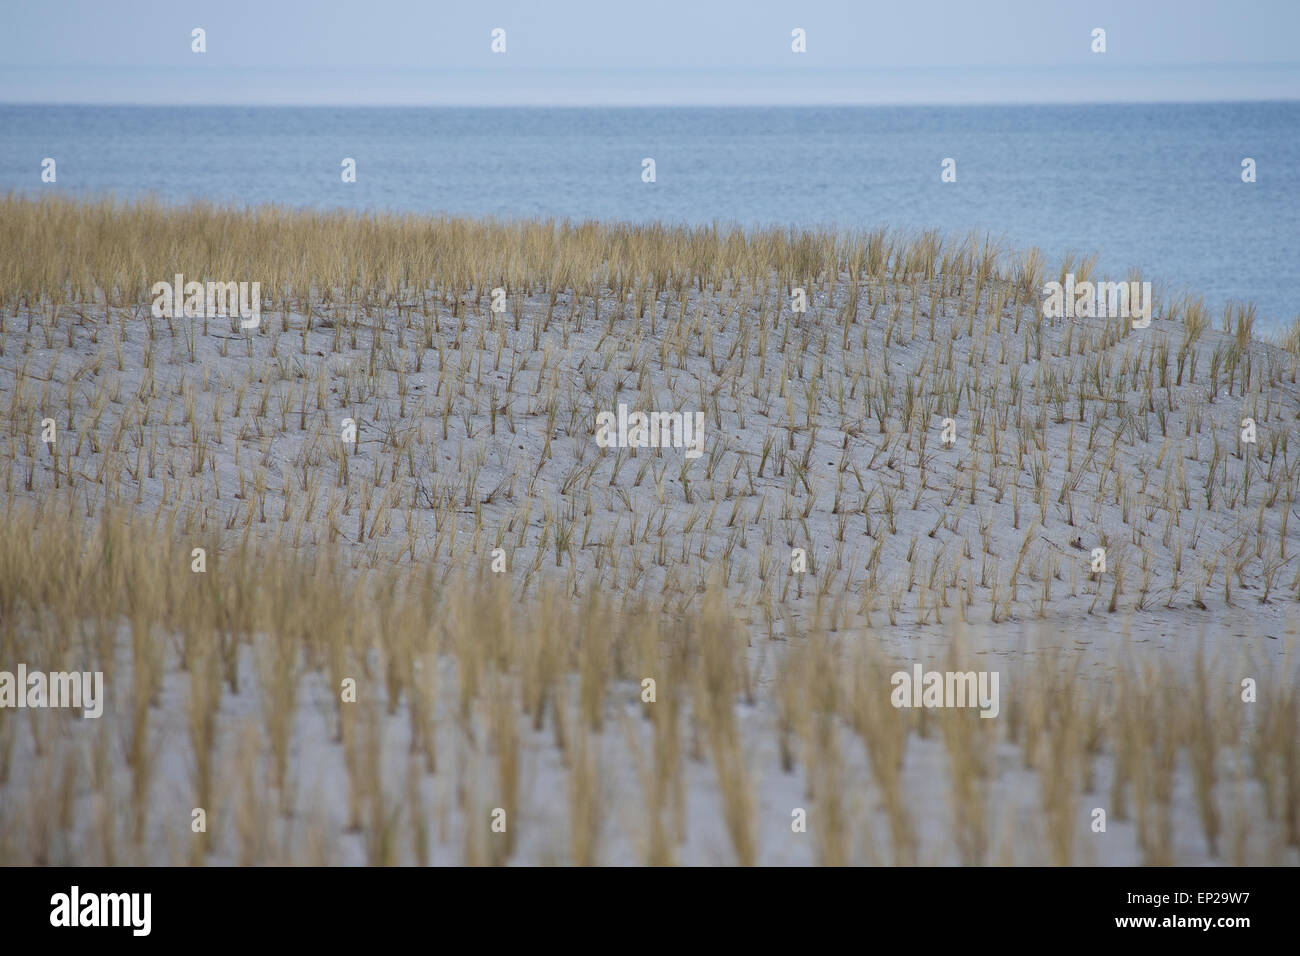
left=0, top=194, right=1297, bottom=864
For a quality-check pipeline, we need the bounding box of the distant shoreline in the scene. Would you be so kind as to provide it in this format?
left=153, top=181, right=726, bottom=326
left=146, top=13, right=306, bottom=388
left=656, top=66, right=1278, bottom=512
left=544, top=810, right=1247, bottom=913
left=5, top=102, right=1295, bottom=331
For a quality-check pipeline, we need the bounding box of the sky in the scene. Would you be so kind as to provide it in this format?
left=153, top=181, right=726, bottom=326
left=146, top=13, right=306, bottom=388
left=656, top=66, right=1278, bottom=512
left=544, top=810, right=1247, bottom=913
left=1, top=0, right=1298, bottom=106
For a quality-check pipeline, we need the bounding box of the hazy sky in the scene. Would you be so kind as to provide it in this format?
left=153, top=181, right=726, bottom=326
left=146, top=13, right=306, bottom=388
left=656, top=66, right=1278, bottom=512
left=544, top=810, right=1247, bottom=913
left=3, top=0, right=1298, bottom=105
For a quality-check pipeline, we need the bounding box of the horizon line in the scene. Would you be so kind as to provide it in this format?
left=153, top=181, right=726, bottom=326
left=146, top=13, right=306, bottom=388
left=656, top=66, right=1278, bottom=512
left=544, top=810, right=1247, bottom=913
left=5, top=96, right=1299, bottom=108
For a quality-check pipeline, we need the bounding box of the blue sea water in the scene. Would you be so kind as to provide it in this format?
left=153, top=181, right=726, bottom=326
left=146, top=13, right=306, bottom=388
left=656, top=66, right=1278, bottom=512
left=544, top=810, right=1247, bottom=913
left=2, top=102, right=1297, bottom=330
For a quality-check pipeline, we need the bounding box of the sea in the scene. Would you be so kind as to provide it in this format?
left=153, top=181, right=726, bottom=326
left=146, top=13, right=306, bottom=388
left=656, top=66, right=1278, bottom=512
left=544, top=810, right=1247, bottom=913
left=2, top=101, right=1296, bottom=331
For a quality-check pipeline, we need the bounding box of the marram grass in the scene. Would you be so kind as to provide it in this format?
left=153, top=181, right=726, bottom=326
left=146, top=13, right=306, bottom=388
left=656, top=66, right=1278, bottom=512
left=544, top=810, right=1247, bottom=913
left=0, top=195, right=1296, bottom=864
